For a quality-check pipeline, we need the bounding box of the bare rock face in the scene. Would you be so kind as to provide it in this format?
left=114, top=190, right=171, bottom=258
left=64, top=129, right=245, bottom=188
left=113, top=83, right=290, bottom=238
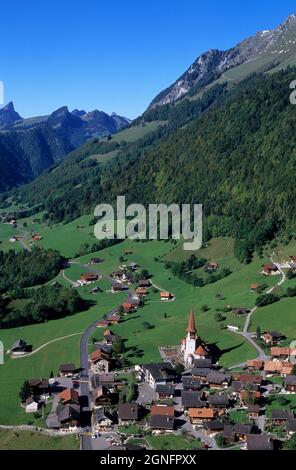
left=149, top=14, right=296, bottom=109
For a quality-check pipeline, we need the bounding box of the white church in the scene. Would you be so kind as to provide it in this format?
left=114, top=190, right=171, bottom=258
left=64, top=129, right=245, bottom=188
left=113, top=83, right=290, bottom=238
left=181, top=310, right=211, bottom=365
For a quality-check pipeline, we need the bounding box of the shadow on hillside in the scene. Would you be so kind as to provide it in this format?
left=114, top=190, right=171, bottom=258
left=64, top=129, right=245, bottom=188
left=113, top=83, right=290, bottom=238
left=125, top=345, right=145, bottom=358
left=214, top=341, right=247, bottom=364
left=82, top=299, right=97, bottom=312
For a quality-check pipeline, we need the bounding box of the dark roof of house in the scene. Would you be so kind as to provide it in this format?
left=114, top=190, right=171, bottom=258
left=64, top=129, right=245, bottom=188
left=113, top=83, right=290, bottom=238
left=228, top=381, right=244, bottom=393
left=113, top=271, right=124, bottom=276
left=228, top=381, right=258, bottom=393
left=112, top=282, right=123, bottom=290
left=155, top=384, right=176, bottom=395
left=96, top=408, right=112, bottom=423
left=104, top=335, right=115, bottom=343
left=138, top=280, right=151, bottom=287
left=39, top=378, right=49, bottom=389
left=285, top=375, right=296, bottom=386
left=59, top=363, right=76, bottom=372
left=272, top=409, right=294, bottom=421
left=222, top=424, right=252, bottom=439
left=207, top=372, right=231, bottom=384
left=192, top=368, right=212, bottom=377
left=246, top=434, right=274, bottom=451
left=182, top=377, right=203, bottom=390
left=94, top=343, right=112, bottom=355
left=92, top=373, right=116, bottom=389
left=264, top=331, right=282, bottom=338
left=143, top=363, right=177, bottom=382
left=11, top=339, right=27, bottom=350
left=203, top=420, right=226, bottom=431
left=151, top=415, right=175, bottom=430
left=193, top=359, right=213, bottom=369
left=58, top=404, right=80, bottom=423
left=29, top=378, right=41, bottom=387
left=208, top=394, right=230, bottom=407
left=235, top=307, right=251, bottom=314
left=93, top=385, right=111, bottom=399
left=181, top=391, right=205, bottom=408
left=237, top=374, right=262, bottom=384
left=247, top=405, right=260, bottom=413
left=118, top=403, right=139, bottom=420
left=25, top=397, right=38, bottom=405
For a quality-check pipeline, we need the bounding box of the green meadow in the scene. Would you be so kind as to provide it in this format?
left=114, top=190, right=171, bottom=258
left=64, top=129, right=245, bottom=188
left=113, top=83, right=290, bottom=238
left=147, top=434, right=202, bottom=450
left=110, top=121, right=166, bottom=143
left=0, top=430, right=79, bottom=450
left=0, top=286, right=125, bottom=425
left=0, top=223, right=22, bottom=252
left=84, top=237, right=278, bottom=366
left=250, top=297, right=296, bottom=341
left=0, top=335, right=82, bottom=425
left=1, top=210, right=296, bottom=425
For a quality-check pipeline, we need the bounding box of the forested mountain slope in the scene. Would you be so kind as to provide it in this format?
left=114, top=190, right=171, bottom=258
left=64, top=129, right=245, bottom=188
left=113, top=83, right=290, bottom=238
left=5, top=68, right=296, bottom=258
left=0, top=104, right=130, bottom=192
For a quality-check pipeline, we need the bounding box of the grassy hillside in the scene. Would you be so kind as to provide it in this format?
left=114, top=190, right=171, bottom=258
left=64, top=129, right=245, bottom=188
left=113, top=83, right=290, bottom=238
left=1, top=201, right=296, bottom=425
left=0, top=430, right=79, bottom=450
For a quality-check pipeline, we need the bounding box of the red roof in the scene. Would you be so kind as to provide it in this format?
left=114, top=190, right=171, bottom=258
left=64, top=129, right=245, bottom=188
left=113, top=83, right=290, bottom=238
left=81, top=273, right=99, bottom=281
left=247, top=359, right=264, bottom=369
left=238, top=374, right=262, bottom=384
left=90, top=349, right=110, bottom=362
left=122, top=302, right=133, bottom=312
left=186, top=310, right=196, bottom=334
left=151, top=405, right=175, bottom=417
left=263, top=264, right=278, bottom=272
left=188, top=408, right=214, bottom=419
left=135, top=287, right=147, bottom=295
left=97, top=320, right=110, bottom=327
left=160, top=291, right=172, bottom=298
left=58, top=388, right=79, bottom=403
left=250, top=284, right=259, bottom=290
left=104, top=329, right=114, bottom=337
left=194, top=345, right=207, bottom=356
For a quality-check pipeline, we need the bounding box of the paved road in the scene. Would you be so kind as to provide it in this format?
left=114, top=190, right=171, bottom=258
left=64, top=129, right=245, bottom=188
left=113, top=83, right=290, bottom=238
left=181, top=417, right=218, bottom=450
left=13, top=332, right=82, bottom=359
left=76, top=260, right=134, bottom=450
left=61, top=269, right=80, bottom=287
left=243, top=261, right=286, bottom=334
left=46, top=394, right=60, bottom=429
left=16, top=226, right=32, bottom=252
left=227, top=262, right=286, bottom=370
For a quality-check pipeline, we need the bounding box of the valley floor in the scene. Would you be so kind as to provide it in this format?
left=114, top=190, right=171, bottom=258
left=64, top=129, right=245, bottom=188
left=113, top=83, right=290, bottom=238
left=0, top=213, right=296, bottom=449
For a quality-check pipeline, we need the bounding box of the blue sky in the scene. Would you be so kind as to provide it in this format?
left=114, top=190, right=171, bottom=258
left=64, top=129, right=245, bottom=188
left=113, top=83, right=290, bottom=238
left=1, top=0, right=296, bottom=118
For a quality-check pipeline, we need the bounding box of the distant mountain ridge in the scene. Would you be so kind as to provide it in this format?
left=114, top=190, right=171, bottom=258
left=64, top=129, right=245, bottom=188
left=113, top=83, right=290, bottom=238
left=149, top=13, right=296, bottom=108
left=0, top=103, right=130, bottom=191
left=0, top=102, right=22, bottom=126
left=13, top=68, right=296, bottom=260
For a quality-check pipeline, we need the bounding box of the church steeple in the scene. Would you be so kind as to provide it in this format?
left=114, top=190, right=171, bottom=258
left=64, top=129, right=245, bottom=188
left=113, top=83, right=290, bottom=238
left=186, top=310, right=196, bottom=334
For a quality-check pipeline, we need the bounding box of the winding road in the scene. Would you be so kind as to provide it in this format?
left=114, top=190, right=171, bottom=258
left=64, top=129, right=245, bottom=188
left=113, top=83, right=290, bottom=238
left=228, top=260, right=286, bottom=370
left=72, top=260, right=135, bottom=450
left=12, top=332, right=83, bottom=359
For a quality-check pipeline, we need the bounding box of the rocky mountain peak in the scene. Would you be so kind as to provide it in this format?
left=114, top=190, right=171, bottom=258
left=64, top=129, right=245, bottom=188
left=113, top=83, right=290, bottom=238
left=148, top=14, right=296, bottom=109
left=0, top=101, right=23, bottom=126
